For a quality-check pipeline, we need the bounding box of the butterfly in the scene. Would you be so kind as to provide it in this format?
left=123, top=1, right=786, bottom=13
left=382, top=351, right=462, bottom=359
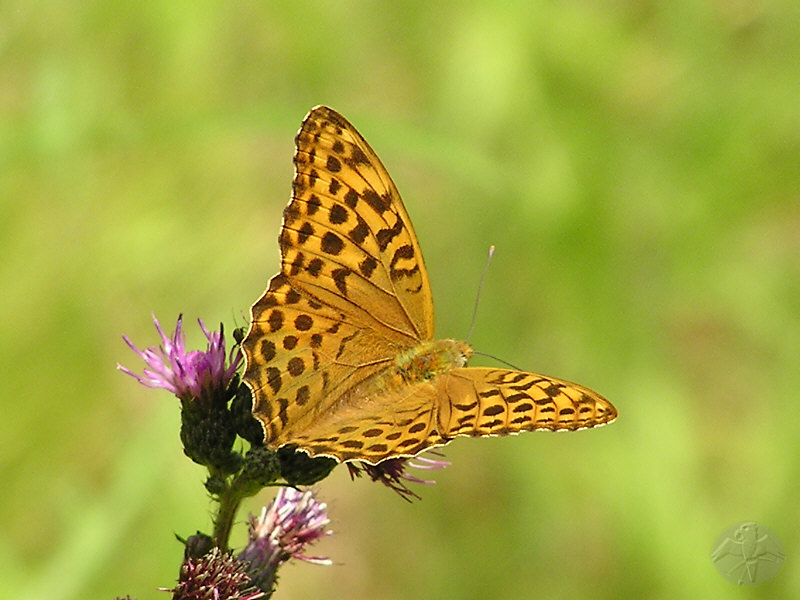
left=241, top=106, right=617, bottom=465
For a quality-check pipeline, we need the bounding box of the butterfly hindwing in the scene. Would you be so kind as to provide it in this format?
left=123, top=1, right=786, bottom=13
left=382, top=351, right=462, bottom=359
left=256, top=364, right=618, bottom=464
left=245, top=273, right=395, bottom=446
left=284, top=380, right=446, bottom=463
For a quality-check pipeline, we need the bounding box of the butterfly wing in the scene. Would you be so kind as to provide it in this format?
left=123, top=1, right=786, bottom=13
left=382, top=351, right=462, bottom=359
left=276, top=378, right=448, bottom=464
left=243, top=106, right=434, bottom=451
left=437, top=367, right=617, bottom=436
left=243, top=106, right=617, bottom=464
left=261, top=365, right=617, bottom=465
left=243, top=272, right=407, bottom=447
left=283, top=105, right=433, bottom=341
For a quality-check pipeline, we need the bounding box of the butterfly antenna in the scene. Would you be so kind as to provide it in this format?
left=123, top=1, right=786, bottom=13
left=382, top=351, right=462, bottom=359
left=472, top=350, right=522, bottom=371
left=466, top=245, right=495, bottom=342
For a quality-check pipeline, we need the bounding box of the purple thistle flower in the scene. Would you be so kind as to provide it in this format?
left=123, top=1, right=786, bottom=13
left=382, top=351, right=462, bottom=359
left=347, top=452, right=450, bottom=501
left=239, top=488, right=332, bottom=593
left=118, top=314, right=242, bottom=402
left=166, top=547, right=264, bottom=600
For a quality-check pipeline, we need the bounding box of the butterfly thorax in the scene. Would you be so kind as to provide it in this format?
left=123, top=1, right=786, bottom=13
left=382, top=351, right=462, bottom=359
left=393, top=339, right=472, bottom=385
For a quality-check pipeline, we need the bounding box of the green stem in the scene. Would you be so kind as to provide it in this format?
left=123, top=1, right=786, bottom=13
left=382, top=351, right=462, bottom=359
left=213, top=483, right=243, bottom=551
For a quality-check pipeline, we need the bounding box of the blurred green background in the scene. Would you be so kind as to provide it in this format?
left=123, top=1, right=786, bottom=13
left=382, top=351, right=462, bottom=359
left=2, top=2, right=799, bottom=599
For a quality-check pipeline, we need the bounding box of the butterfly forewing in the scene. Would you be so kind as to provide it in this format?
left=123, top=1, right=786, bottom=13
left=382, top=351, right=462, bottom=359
left=438, top=368, right=618, bottom=437
left=242, top=106, right=617, bottom=464
left=244, top=106, right=436, bottom=452
left=288, top=106, right=433, bottom=342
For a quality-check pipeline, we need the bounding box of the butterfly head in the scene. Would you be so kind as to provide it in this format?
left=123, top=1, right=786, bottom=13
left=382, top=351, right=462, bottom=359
left=452, top=340, right=472, bottom=368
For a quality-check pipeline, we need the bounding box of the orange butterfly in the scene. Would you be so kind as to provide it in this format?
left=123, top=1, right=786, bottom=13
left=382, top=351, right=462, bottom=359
left=242, top=106, right=617, bottom=464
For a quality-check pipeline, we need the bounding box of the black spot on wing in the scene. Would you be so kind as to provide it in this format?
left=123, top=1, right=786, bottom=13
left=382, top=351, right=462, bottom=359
left=376, top=217, right=404, bottom=251
left=326, top=156, right=342, bottom=172
left=328, top=203, right=347, bottom=225
left=321, top=231, right=344, bottom=255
